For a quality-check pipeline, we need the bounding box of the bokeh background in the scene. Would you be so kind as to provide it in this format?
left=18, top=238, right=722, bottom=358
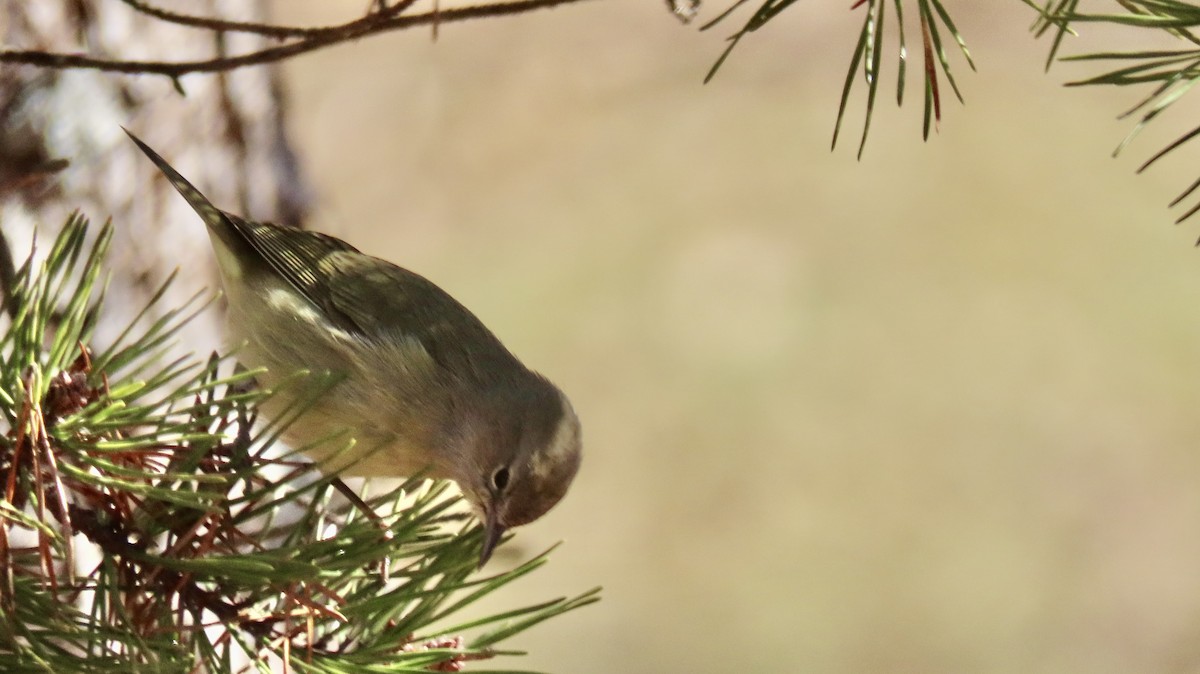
left=272, top=2, right=1200, bottom=672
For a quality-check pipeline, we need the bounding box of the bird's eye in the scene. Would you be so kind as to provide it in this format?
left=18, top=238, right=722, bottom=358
left=491, top=466, right=510, bottom=492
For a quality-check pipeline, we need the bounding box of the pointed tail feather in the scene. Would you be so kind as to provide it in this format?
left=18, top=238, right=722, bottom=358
left=123, top=128, right=227, bottom=233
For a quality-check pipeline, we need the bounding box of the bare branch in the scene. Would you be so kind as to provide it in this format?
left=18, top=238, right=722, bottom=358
left=114, top=0, right=411, bottom=39
left=0, top=0, right=593, bottom=78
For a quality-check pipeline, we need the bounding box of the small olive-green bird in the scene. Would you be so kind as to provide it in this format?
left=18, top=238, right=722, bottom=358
left=125, top=130, right=582, bottom=566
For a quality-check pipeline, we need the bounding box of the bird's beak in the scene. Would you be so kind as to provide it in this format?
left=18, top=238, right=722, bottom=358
left=478, top=506, right=506, bottom=569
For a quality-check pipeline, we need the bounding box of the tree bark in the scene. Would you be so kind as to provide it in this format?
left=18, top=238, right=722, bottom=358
left=0, top=0, right=310, bottom=356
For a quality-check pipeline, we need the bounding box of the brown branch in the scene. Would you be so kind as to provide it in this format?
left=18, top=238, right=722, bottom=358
left=115, top=0, right=413, bottom=39
left=0, top=0, right=593, bottom=79
left=68, top=504, right=241, bottom=623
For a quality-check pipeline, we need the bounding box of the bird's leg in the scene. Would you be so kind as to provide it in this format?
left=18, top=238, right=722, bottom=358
left=332, top=477, right=394, bottom=580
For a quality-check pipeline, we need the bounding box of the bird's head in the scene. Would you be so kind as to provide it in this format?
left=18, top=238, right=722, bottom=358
left=453, top=382, right=582, bottom=567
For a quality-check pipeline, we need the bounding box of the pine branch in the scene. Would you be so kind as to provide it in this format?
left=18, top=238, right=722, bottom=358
left=0, top=216, right=599, bottom=672
left=0, top=0, right=596, bottom=90
left=702, top=0, right=974, bottom=157
left=1032, top=0, right=1200, bottom=225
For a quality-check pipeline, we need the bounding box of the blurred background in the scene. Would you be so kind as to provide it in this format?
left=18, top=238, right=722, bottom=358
left=272, top=2, right=1200, bottom=672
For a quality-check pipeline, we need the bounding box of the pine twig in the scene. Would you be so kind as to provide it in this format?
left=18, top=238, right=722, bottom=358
left=1036, top=0, right=1200, bottom=224
left=0, top=0, right=596, bottom=84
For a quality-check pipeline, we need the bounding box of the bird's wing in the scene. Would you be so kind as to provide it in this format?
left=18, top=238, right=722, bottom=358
left=125, top=128, right=360, bottom=328
left=322, top=252, right=522, bottom=382
left=221, top=216, right=519, bottom=383
left=125, top=129, right=519, bottom=382
left=220, top=213, right=364, bottom=332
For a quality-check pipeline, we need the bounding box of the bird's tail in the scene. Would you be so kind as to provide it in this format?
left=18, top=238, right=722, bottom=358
left=123, top=128, right=227, bottom=233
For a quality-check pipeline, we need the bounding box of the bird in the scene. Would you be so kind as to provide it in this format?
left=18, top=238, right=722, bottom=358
left=124, top=129, right=582, bottom=567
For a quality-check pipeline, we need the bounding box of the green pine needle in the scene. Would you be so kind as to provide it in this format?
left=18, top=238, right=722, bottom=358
left=1034, top=0, right=1200, bottom=224
left=704, top=0, right=974, bottom=156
